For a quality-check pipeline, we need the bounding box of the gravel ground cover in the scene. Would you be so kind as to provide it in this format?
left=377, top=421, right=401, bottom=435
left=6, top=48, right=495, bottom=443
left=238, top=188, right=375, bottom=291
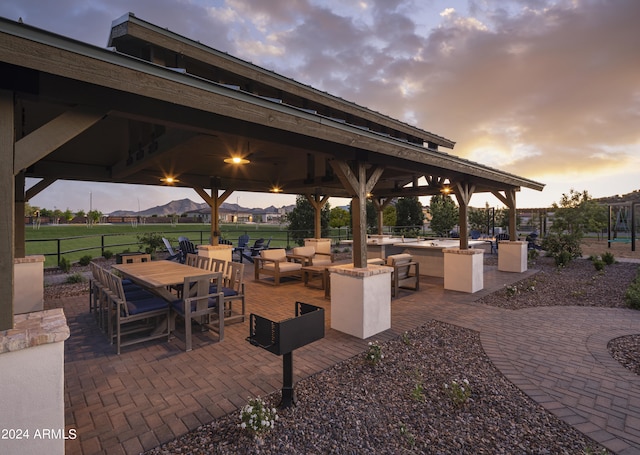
left=44, top=250, right=639, bottom=454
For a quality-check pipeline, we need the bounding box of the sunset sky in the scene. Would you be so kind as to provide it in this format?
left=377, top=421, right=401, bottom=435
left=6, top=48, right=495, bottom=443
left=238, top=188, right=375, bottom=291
left=2, top=0, right=638, bottom=213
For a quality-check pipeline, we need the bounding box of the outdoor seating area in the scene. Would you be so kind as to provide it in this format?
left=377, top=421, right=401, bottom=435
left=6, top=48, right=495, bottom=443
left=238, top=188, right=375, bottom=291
left=53, top=255, right=640, bottom=454
left=88, top=254, right=249, bottom=354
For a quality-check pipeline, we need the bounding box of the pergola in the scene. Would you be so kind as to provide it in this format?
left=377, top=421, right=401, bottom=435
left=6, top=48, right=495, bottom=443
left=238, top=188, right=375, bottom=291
left=0, top=13, right=544, bottom=331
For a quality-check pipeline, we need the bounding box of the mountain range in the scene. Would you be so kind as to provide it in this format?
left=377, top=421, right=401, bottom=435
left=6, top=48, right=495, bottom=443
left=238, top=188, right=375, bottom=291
left=109, top=198, right=293, bottom=216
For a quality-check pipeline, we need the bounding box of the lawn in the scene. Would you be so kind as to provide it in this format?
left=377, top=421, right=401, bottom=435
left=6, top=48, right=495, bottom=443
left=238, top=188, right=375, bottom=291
left=25, top=223, right=352, bottom=268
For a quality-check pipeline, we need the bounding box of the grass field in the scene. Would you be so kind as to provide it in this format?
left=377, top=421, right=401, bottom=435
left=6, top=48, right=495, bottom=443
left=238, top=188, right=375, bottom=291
left=25, top=223, right=352, bottom=268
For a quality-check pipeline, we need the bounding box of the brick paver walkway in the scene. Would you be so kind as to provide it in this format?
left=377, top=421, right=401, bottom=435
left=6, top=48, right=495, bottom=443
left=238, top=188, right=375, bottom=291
left=50, top=262, right=640, bottom=454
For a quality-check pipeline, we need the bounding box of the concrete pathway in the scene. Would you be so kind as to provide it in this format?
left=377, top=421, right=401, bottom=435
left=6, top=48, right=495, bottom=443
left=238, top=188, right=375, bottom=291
left=49, top=262, right=640, bottom=454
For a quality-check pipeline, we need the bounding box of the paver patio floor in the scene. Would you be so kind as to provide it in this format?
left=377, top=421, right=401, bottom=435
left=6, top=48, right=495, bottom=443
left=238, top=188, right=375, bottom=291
left=50, top=262, right=640, bottom=454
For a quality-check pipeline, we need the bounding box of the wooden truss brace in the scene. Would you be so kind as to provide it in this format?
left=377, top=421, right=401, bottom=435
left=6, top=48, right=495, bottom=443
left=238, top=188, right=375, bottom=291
left=492, top=189, right=517, bottom=240
left=193, top=183, right=234, bottom=245
left=304, top=193, right=330, bottom=239
left=454, top=182, right=476, bottom=249
left=14, top=105, right=108, bottom=173
left=371, top=196, right=393, bottom=235
left=330, top=160, right=384, bottom=267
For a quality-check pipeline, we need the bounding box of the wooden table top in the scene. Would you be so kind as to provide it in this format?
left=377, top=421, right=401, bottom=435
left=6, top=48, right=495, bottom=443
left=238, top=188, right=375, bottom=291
left=112, top=261, right=212, bottom=289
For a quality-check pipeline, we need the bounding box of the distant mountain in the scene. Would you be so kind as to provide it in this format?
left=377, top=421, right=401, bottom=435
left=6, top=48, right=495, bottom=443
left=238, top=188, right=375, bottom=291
left=109, top=198, right=292, bottom=216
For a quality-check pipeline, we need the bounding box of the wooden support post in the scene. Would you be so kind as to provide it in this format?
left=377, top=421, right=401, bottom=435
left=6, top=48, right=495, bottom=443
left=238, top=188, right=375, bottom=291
left=193, top=184, right=233, bottom=245
left=15, top=172, right=25, bottom=258
left=372, top=197, right=392, bottom=235
left=0, top=90, right=15, bottom=330
left=304, top=193, right=330, bottom=239
left=492, top=188, right=518, bottom=240
left=455, top=182, right=476, bottom=250
left=331, top=160, right=383, bottom=268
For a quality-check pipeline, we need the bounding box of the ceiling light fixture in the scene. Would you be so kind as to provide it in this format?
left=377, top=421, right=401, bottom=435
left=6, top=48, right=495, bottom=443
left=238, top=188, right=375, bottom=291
left=161, top=176, right=179, bottom=184
left=223, top=156, right=250, bottom=165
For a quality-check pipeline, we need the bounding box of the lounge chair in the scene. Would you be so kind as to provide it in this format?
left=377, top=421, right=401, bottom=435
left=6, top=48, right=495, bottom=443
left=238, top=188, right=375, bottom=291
left=233, top=234, right=250, bottom=262
left=254, top=248, right=303, bottom=285
left=162, top=237, right=182, bottom=262
left=291, top=245, right=333, bottom=266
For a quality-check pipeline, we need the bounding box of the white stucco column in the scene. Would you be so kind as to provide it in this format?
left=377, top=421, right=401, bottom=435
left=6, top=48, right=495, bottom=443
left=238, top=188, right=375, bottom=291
left=329, top=264, right=393, bottom=339
left=13, top=255, right=45, bottom=315
left=443, top=248, right=484, bottom=293
left=197, top=244, right=233, bottom=263
left=0, top=309, right=70, bottom=455
left=498, top=241, right=528, bottom=273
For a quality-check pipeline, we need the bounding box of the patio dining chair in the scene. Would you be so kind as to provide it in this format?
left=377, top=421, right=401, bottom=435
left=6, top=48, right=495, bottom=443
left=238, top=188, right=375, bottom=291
left=171, top=273, right=225, bottom=351
left=105, top=271, right=170, bottom=355
left=208, top=261, right=245, bottom=326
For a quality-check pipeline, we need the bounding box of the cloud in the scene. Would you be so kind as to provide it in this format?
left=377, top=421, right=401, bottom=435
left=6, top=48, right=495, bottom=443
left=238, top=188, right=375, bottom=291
left=4, top=0, right=639, bottom=210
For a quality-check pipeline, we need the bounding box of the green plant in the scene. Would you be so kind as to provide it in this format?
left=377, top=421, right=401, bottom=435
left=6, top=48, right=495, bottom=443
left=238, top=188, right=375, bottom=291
left=444, top=378, right=471, bottom=407
left=401, top=331, right=411, bottom=345
left=238, top=397, right=278, bottom=436
left=103, top=250, right=114, bottom=260
left=365, top=341, right=384, bottom=366
left=59, top=256, right=71, bottom=273
left=78, top=254, right=93, bottom=266
left=527, top=248, right=539, bottom=263
left=541, top=233, right=582, bottom=267
left=411, top=380, right=425, bottom=402
left=625, top=270, right=640, bottom=310
left=505, top=284, right=519, bottom=297
left=399, top=423, right=415, bottom=448
left=66, top=272, right=85, bottom=283
left=136, top=232, right=165, bottom=255
left=592, top=259, right=605, bottom=271
left=601, top=251, right=615, bottom=265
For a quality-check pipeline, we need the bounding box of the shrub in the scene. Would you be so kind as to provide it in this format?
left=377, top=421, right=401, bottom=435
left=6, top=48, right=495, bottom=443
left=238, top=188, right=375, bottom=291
left=592, top=259, right=605, bottom=272
left=78, top=254, right=93, bottom=266
left=527, top=248, right=539, bottom=263
left=59, top=257, right=71, bottom=273
left=625, top=269, right=640, bottom=310
left=601, top=251, right=615, bottom=265
left=66, top=273, right=85, bottom=284
left=444, top=378, right=472, bottom=407
left=137, top=232, right=165, bottom=255
left=103, top=250, right=114, bottom=260
left=541, top=233, right=582, bottom=267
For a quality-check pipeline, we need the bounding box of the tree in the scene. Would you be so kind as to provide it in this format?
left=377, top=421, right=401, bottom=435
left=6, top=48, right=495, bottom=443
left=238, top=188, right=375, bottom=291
left=286, top=195, right=330, bottom=246
left=551, top=189, right=606, bottom=235
left=87, top=209, right=102, bottom=225
left=329, top=206, right=350, bottom=228
left=468, top=207, right=487, bottom=233
left=76, top=209, right=86, bottom=218
left=429, top=195, right=458, bottom=236
left=542, top=189, right=606, bottom=266
left=383, top=204, right=396, bottom=228
left=395, top=196, right=424, bottom=236
left=63, top=209, right=74, bottom=223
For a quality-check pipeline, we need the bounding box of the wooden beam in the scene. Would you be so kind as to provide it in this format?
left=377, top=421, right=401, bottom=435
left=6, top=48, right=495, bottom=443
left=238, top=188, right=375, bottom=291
left=0, top=90, right=15, bottom=330
left=25, top=177, right=57, bottom=201
left=15, top=172, right=25, bottom=258
left=372, top=196, right=393, bottom=234
left=14, top=105, right=107, bottom=173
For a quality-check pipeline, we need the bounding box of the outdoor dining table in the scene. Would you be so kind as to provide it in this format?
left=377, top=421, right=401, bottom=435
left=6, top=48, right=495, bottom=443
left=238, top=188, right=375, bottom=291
left=112, top=260, right=212, bottom=301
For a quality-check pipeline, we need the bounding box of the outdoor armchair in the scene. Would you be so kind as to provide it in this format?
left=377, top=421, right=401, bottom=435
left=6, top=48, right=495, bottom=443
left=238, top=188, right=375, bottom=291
left=162, top=237, right=182, bottom=262
left=254, top=248, right=303, bottom=285
left=291, top=245, right=333, bottom=267
left=386, top=253, right=420, bottom=297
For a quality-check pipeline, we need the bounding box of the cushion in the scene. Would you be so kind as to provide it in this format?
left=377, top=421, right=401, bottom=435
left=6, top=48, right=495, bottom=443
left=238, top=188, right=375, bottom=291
left=124, top=288, right=156, bottom=301
left=261, top=248, right=287, bottom=262
left=262, top=262, right=301, bottom=272
left=292, top=246, right=315, bottom=257
left=126, top=297, right=168, bottom=315
left=386, top=253, right=413, bottom=266
left=209, top=285, right=239, bottom=297
left=172, top=296, right=220, bottom=315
